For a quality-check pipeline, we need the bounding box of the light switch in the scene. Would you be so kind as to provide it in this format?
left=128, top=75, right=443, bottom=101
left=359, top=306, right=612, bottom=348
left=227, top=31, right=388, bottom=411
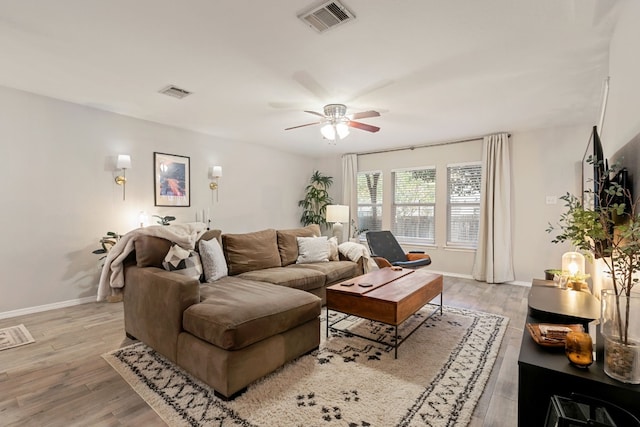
left=546, top=195, right=557, bottom=205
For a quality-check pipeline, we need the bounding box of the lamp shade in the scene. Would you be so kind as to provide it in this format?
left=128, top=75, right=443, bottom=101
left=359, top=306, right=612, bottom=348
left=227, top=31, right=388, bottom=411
left=562, top=251, right=585, bottom=277
left=212, top=165, right=222, bottom=178
left=326, top=205, right=349, bottom=223
left=320, top=124, right=336, bottom=140
left=116, top=154, right=131, bottom=169
left=336, top=122, right=350, bottom=139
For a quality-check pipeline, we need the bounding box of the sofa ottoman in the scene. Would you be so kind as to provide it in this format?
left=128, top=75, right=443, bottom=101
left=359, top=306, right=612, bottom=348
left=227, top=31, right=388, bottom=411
left=177, top=277, right=321, bottom=398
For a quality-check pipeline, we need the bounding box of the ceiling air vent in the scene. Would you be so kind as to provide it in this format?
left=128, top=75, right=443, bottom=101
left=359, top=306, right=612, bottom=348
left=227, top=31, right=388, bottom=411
left=158, top=85, right=192, bottom=99
left=298, top=1, right=355, bottom=33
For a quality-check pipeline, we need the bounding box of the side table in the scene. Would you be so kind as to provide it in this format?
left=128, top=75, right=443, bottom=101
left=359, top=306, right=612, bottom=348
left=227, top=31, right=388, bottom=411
left=517, top=280, right=640, bottom=426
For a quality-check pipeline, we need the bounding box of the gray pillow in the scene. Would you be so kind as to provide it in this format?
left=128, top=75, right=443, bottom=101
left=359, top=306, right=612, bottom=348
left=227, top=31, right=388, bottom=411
left=199, top=238, right=228, bottom=282
left=296, top=236, right=329, bottom=264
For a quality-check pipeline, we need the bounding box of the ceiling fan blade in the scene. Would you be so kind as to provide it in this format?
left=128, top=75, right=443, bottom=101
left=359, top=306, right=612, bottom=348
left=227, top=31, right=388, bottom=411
left=349, top=110, right=380, bottom=120
left=292, top=70, right=331, bottom=102
left=285, top=121, right=321, bottom=131
left=304, top=110, right=326, bottom=118
left=348, top=121, right=380, bottom=133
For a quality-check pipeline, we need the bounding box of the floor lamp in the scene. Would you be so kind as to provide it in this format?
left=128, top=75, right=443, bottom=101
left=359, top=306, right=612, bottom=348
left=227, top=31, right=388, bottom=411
left=326, top=205, right=349, bottom=244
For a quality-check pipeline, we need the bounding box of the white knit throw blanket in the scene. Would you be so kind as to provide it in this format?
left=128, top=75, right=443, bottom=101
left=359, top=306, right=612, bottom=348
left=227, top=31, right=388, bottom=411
left=96, top=222, right=207, bottom=302
left=338, top=241, right=379, bottom=273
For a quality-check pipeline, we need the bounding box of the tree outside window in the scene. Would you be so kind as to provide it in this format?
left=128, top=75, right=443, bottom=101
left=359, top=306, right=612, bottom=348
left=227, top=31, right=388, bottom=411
left=356, top=171, right=383, bottom=236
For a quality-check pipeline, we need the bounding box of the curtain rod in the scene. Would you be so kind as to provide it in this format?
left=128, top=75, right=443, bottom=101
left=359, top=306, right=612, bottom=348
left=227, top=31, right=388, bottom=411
left=346, top=132, right=511, bottom=157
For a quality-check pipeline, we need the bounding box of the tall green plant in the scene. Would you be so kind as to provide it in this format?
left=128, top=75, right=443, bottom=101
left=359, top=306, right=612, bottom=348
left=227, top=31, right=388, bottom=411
left=298, top=170, right=333, bottom=227
left=547, top=158, right=639, bottom=345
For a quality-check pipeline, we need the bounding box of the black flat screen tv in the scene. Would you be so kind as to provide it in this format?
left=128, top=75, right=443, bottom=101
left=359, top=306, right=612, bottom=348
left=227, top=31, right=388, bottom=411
left=593, top=126, right=606, bottom=209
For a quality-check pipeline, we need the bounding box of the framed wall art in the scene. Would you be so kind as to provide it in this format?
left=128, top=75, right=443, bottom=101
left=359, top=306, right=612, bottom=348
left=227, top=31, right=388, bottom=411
left=154, top=152, right=190, bottom=207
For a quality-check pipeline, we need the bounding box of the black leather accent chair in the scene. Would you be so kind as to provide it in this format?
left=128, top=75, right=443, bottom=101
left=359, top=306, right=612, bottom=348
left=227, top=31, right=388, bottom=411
left=365, top=230, right=432, bottom=269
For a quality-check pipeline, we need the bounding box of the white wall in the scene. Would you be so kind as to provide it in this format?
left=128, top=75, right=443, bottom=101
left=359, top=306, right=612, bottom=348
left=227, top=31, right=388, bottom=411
left=605, top=0, right=640, bottom=154
left=511, top=125, right=592, bottom=282
left=0, top=85, right=315, bottom=314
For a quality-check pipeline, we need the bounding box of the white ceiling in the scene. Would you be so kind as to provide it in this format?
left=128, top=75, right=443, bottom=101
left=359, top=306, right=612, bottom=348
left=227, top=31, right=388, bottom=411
left=0, top=0, right=622, bottom=156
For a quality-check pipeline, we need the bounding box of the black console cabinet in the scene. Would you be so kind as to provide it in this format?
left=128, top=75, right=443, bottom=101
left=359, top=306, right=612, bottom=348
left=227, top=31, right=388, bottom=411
left=517, top=282, right=640, bottom=426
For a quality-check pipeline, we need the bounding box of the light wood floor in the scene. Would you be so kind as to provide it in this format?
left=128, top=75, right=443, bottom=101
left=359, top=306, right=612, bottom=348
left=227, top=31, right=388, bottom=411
left=0, top=276, right=530, bottom=426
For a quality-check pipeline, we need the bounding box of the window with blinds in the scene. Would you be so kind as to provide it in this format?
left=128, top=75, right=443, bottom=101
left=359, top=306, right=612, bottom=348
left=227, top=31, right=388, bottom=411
left=447, top=163, right=481, bottom=247
left=391, top=168, right=436, bottom=244
left=356, top=171, right=383, bottom=237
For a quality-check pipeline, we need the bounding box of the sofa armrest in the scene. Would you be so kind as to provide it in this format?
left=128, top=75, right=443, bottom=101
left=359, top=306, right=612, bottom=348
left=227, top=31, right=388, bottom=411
left=123, top=265, right=200, bottom=362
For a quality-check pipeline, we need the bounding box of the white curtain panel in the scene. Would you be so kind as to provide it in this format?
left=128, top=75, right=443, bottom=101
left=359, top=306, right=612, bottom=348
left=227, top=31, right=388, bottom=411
left=472, top=133, right=515, bottom=283
left=342, top=154, right=358, bottom=237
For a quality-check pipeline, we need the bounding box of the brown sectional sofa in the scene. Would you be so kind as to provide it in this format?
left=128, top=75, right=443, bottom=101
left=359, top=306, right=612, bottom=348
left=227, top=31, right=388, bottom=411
left=122, top=224, right=363, bottom=399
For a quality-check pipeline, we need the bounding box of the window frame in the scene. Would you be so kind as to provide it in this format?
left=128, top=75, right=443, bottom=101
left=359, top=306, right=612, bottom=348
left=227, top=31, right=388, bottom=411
left=391, top=166, right=437, bottom=245
left=446, top=161, right=482, bottom=248
left=356, top=170, right=384, bottom=238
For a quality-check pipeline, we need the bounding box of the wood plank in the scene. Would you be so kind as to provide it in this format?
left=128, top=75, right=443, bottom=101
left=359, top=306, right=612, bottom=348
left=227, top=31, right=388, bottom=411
left=327, top=267, right=413, bottom=295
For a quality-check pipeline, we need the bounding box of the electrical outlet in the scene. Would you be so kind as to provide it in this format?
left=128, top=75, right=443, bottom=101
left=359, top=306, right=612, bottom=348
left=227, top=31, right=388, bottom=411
left=546, top=195, right=557, bottom=205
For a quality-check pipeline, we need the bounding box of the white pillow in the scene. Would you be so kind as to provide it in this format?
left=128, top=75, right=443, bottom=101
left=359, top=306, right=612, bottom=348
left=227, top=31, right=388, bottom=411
left=199, top=238, right=228, bottom=282
left=328, top=236, right=339, bottom=261
left=296, top=236, right=329, bottom=264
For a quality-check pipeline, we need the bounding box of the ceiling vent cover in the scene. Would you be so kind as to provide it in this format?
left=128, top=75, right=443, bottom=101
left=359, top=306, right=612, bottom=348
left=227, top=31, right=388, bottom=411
left=298, top=1, right=355, bottom=33
left=158, top=85, right=192, bottom=99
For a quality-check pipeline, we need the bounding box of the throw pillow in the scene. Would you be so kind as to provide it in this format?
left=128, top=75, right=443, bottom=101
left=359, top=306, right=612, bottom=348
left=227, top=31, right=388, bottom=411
left=199, top=237, right=228, bottom=282
left=276, top=224, right=322, bottom=266
left=162, top=244, right=203, bottom=281
left=296, top=236, right=329, bottom=264
left=328, top=236, right=339, bottom=261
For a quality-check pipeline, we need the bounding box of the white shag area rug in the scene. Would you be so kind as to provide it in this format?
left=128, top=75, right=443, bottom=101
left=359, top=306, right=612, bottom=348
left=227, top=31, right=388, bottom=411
left=0, top=324, right=35, bottom=351
left=103, top=305, right=508, bottom=427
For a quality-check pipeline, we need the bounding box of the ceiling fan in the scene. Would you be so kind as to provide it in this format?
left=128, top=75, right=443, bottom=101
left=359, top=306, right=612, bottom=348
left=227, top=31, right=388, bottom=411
left=285, top=104, right=380, bottom=141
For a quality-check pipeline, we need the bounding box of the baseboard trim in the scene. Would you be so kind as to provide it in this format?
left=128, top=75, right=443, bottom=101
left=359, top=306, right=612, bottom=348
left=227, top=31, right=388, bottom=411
left=429, top=270, right=474, bottom=280
left=428, top=270, right=531, bottom=287
left=0, top=296, right=96, bottom=320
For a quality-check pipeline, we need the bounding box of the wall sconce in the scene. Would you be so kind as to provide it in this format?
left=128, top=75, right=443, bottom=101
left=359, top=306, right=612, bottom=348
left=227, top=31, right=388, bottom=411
left=114, top=154, right=131, bottom=200
left=209, top=165, right=222, bottom=202
left=326, top=204, right=349, bottom=244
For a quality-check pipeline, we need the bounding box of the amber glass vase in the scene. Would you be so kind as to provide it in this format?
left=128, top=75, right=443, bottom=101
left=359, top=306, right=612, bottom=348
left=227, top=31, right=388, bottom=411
left=565, top=331, right=593, bottom=368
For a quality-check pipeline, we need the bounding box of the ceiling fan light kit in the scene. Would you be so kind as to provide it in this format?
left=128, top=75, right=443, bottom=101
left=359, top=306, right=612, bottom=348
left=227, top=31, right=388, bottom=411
left=285, top=103, right=380, bottom=142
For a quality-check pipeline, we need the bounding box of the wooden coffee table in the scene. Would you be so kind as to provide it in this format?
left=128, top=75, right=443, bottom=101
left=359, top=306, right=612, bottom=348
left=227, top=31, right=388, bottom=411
left=326, top=267, right=443, bottom=358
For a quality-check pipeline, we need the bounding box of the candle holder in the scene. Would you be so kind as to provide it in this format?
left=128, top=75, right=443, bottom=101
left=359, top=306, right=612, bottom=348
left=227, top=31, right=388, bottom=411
left=565, top=331, right=593, bottom=368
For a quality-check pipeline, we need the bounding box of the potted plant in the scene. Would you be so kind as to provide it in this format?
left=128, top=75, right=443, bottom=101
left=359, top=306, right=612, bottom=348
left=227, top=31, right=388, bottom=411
left=92, top=231, right=121, bottom=270
left=153, top=215, right=176, bottom=226
left=350, top=219, right=368, bottom=242
left=298, top=170, right=333, bottom=228
left=547, top=159, right=640, bottom=383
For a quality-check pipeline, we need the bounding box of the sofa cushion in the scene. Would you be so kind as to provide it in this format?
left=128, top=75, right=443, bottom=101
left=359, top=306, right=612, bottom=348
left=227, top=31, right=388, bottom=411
left=134, top=235, right=172, bottom=268
left=183, top=278, right=321, bottom=350
left=277, top=224, right=321, bottom=266
left=222, top=229, right=281, bottom=275
left=289, top=260, right=360, bottom=285
left=296, top=236, right=329, bottom=264
left=237, top=267, right=325, bottom=291
left=199, top=237, right=228, bottom=282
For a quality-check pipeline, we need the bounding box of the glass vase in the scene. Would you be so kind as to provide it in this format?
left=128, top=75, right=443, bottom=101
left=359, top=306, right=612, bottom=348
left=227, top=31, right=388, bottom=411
left=601, top=289, right=640, bottom=384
